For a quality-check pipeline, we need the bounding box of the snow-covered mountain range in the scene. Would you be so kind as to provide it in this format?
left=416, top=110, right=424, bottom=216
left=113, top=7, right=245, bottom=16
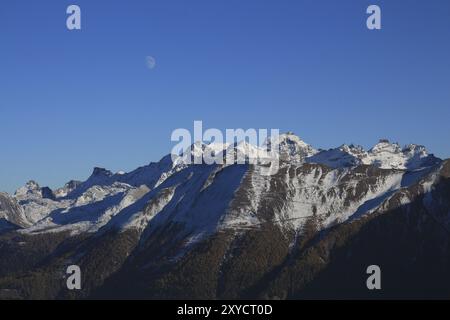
left=1, top=133, right=441, bottom=235
left=0, top=133, right=448, bottom=299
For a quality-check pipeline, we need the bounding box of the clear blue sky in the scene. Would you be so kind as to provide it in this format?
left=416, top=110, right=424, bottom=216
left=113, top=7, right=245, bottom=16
left=1, top=0, right=449, bottom=193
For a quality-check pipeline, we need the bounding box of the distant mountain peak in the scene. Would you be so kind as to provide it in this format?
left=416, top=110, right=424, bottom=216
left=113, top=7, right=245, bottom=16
left=264, top=132, right=317, bottom=161
left=14, top=180, right=41, bottom=198
left=92, top=167, right=114, bottom=177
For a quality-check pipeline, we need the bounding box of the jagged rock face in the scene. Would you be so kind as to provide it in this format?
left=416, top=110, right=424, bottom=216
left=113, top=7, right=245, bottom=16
left=0, top=193, right=26, bottom=229
left=265, top=133, right=317, bottom=163
left=54, top=180, right=82, bottom=198
left=0, top=134, right=448, bottom=299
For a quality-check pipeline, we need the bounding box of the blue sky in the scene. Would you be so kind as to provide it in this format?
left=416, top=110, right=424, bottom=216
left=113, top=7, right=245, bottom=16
left=1, top=0, right=449, bottom=193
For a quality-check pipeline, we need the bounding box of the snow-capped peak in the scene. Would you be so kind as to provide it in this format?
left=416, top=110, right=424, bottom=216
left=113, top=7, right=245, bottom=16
left=402, top=144, right=428, bottom=158
left=54, top=180, right=82, bottom=198
left=363, top=139, right=439, bottom=170
left=14, top=180, right=42, bottom=198
left=305, top=139, right=441, bottom=170
left=264, top=132, right=317, bottom=161
left=218, top=141, right=277, bottom=167
left=369, top=139, right=402, bottom=154
left=340, top=144, right=367, bottom=157
left=279, top=132, right=313, bottom=149
left=306, top=144, right=363, bottom=168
